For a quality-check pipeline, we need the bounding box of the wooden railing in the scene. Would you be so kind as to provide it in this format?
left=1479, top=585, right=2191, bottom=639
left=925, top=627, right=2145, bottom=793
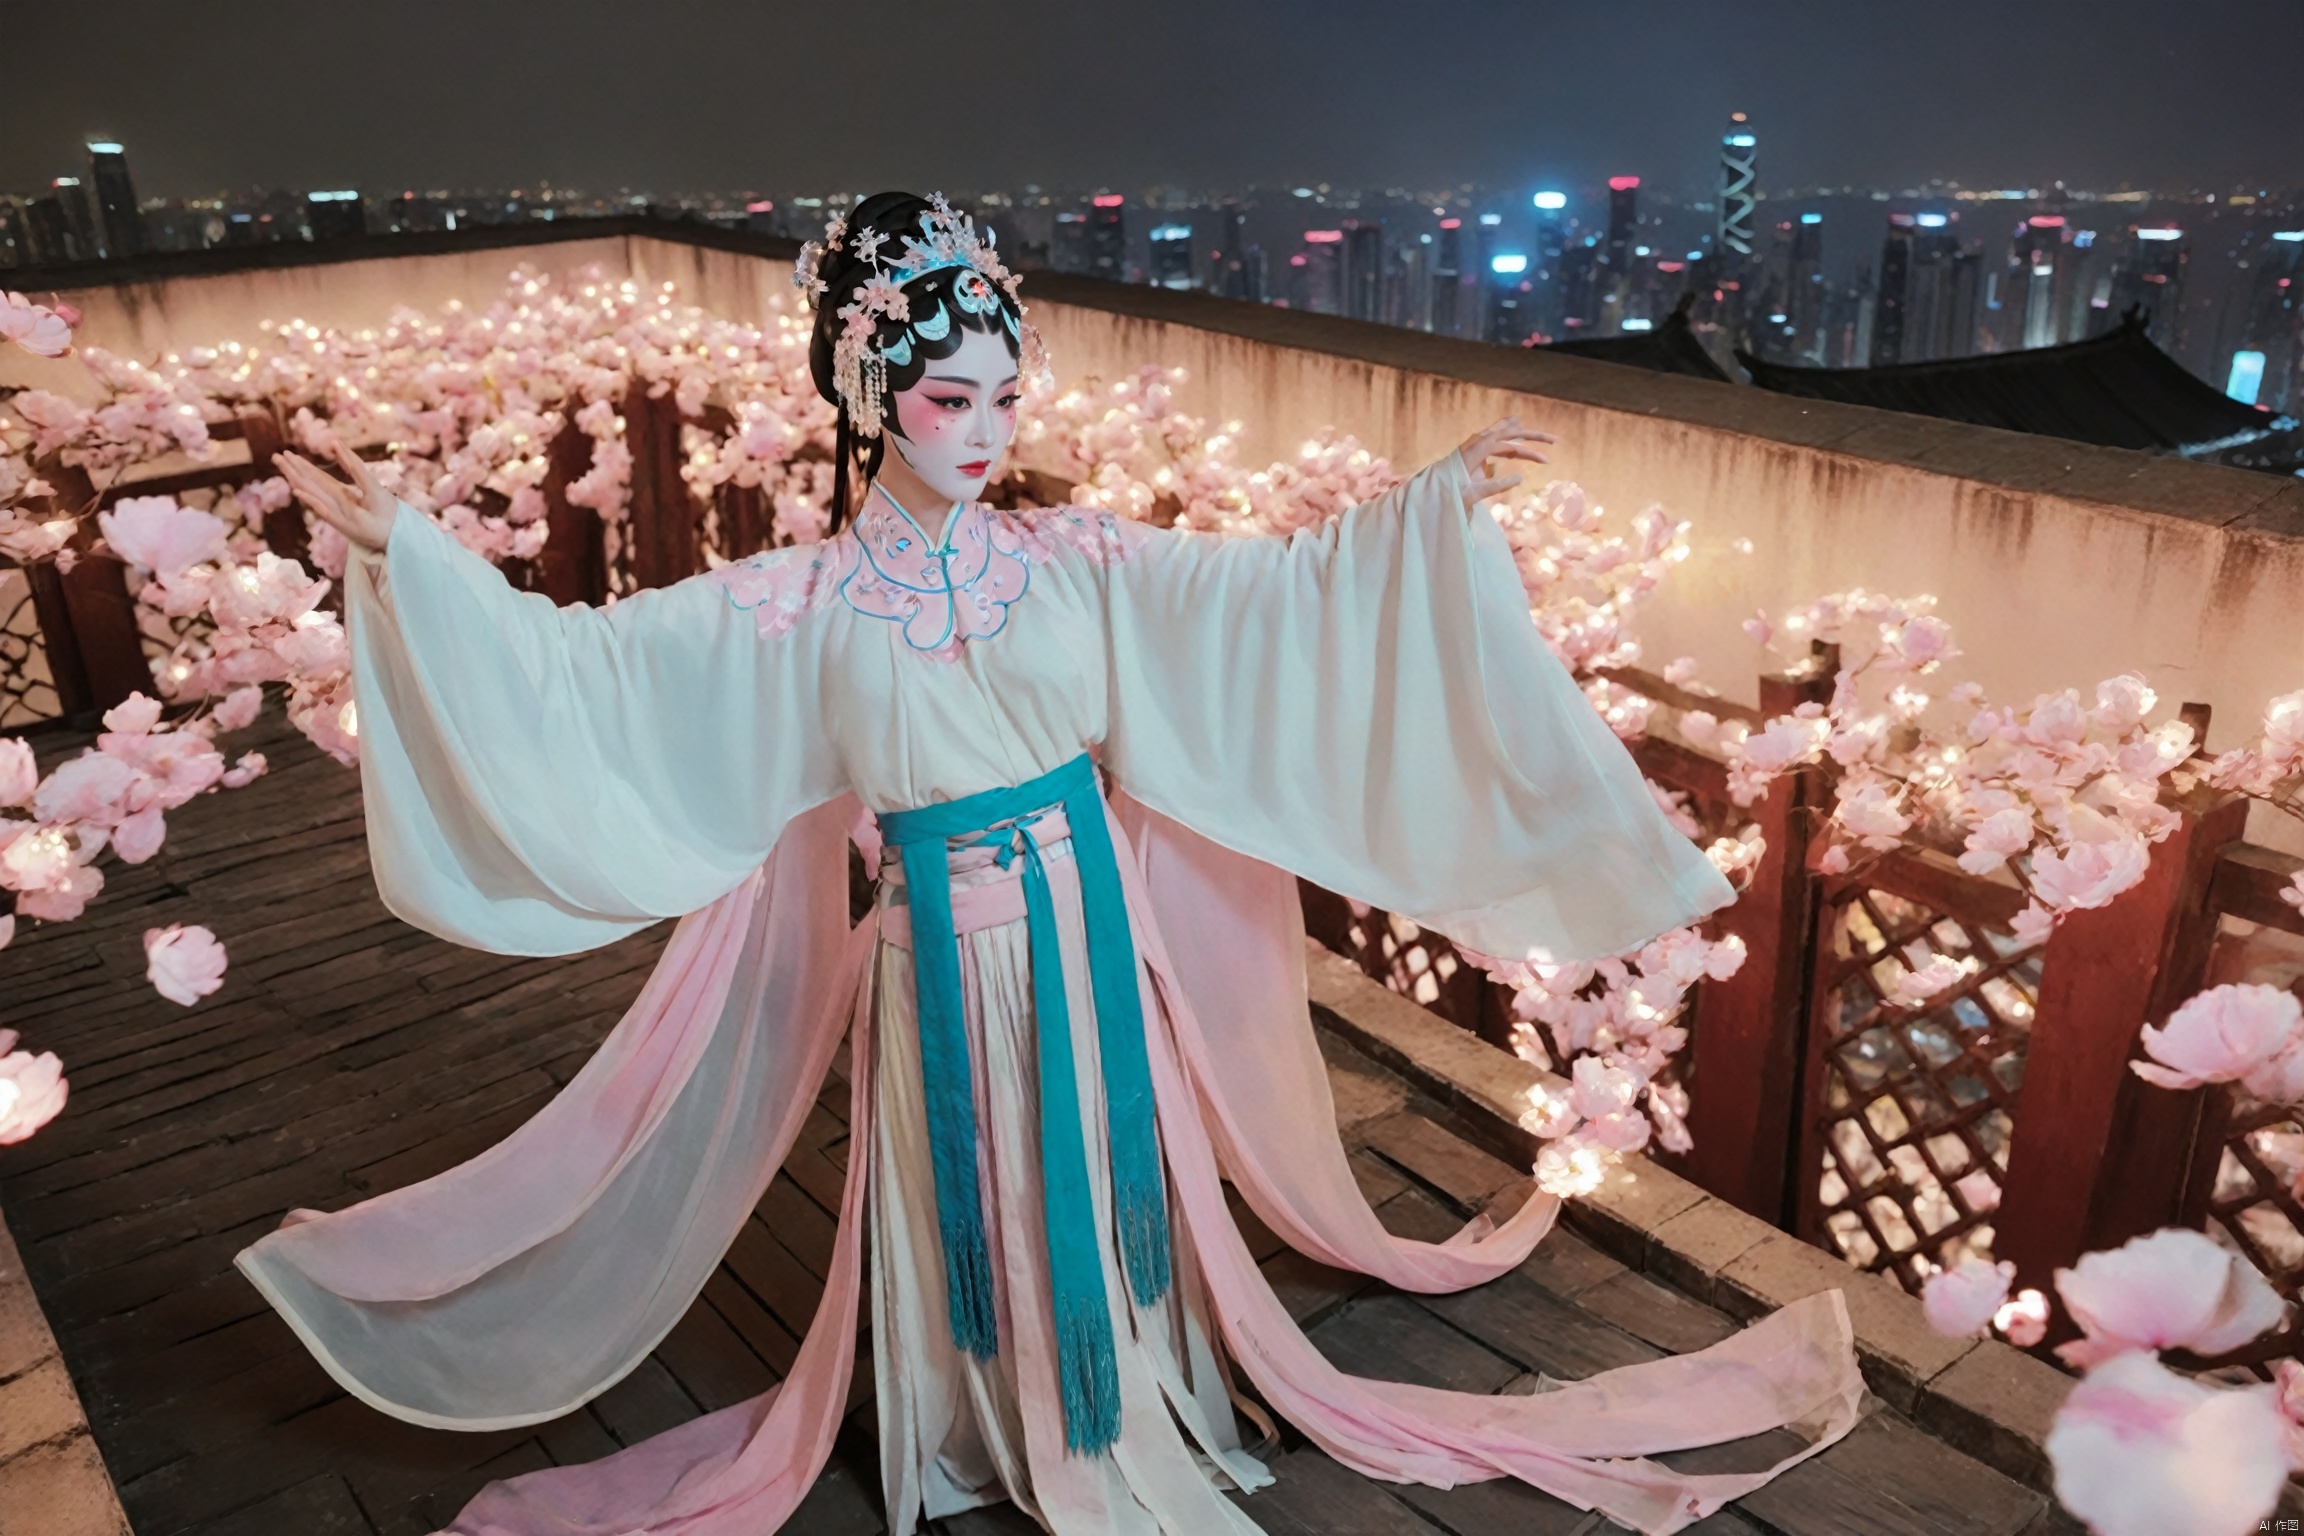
left=1309, top=657, right=2304, bottom=1348
left=15, top=376, right=2304, bottom=1367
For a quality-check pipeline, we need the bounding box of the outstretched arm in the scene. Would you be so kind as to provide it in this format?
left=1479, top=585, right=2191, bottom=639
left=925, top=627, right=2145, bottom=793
left=284, top=443, right=847, bottom=955
left=1099, top=423, right=1728, bottom=967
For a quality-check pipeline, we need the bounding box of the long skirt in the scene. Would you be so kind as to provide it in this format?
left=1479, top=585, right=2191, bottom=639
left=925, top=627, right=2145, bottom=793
left=871, top=829, right=1276, bottom=1534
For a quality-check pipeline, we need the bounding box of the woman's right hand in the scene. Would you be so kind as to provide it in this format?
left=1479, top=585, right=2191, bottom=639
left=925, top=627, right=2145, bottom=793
left=276, top=441, right=395, bottom=554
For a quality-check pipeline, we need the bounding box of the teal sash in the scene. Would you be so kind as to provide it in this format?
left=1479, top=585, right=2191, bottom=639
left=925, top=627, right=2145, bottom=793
left=875, top=753, right=1169, bottom=1455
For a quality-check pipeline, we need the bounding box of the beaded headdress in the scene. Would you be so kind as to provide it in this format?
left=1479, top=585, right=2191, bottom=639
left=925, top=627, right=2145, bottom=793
left=794, top=193, right=1050, bottom=439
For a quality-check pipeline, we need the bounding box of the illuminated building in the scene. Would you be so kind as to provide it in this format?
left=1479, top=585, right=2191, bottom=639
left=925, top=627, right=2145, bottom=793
left=1149, top=222, right=1194, bottom=289
left=1719, top=114, right=1757, bottom=258
left=306, top=190, right=367, bottom=241
left=85, top=141, right=143, bottom=259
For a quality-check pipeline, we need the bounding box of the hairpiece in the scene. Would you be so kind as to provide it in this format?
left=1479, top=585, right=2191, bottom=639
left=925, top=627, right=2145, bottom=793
left=792, top=193, right=1050, bottom=438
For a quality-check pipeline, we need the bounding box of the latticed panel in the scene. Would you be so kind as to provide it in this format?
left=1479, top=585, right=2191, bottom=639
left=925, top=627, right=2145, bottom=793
left=1808, top=883, right=2042, bottom=1292
left=1341, top=903, right=1481, bottom=1032
left=0, top=567, right=62, bottom=731
left=2204, top=1095, right=2304, bottom=1329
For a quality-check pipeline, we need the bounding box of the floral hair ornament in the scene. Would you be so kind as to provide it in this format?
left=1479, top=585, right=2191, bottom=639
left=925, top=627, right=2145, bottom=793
left=791, top=193, right=1050, bottom=439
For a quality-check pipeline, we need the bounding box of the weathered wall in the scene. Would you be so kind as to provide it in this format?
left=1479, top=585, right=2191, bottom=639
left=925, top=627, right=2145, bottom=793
left=17, top=231, right=2304, bottom=760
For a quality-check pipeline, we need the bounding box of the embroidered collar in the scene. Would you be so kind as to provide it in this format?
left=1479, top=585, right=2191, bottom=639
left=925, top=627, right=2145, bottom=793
left=843, top=487, right=1030, bottom=660
left=706, top=488, right=1147, bottom=662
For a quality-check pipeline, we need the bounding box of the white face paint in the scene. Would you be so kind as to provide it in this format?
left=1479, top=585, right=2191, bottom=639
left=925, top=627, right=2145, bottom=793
left=882, top=325, right=1020, bottom=509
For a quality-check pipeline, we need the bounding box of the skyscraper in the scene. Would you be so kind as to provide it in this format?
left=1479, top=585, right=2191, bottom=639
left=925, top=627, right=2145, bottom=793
left=1786, top=213, right=1827, bottom=362
left=1341, top=220, right=1383, bottom=322
left=1604, top=177, right=1639, bottom=275
left=2109, top=226, right=2188, bottom=353
left=1873, top=217, right=1916, bottom=365
left=306, top=190, right=367, bottom=241
left=1086, top=195, right=1127, bottom=281
left=1719, top=114, right=1757, bottom=258
left=85, top=141, right=143, bottom=259
left=1149, top=222, right=1194, bottom=289
left=1300, top=230, right=1344, bottom=314
left=1431, top=217, right=1463, bottom=337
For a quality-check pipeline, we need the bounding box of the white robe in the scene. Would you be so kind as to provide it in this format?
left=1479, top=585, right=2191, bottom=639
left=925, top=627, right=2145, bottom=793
left=236, top=453, right=1860, bottom=1536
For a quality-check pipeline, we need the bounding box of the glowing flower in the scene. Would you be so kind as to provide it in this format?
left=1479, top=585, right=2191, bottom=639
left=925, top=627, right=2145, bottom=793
left=0, top=1032, right=67, bottom=1143
left=1995, top=1287, right=2050, bottom=1347
left=0, top=739, right=34, bottom=808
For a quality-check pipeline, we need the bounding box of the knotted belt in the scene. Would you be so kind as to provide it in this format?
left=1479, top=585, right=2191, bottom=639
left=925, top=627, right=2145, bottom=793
left=874, top=752, right=1169, bottom=1455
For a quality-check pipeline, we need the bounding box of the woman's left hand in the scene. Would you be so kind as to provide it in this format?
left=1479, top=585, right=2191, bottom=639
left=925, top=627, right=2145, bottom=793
left=1456, top=416, right=1557, bottom=503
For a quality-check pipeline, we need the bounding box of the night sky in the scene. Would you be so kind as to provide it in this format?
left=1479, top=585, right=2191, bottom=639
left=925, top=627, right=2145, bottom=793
left=7, top=0, right=2301, bottom=201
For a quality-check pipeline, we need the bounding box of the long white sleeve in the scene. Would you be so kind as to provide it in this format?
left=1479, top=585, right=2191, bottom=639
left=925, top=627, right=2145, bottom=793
left=1101, top=453, right=1731, bottom=965
left=347, top=502, right=848, bottom=955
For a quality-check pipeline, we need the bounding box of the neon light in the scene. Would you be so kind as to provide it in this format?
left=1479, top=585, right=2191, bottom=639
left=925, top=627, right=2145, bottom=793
left=2273, top=231, right=2304, bottom=242
left=1915, top=213, right=1949, bottom=227
left=1621, top=318, right=1654, bottom=331
left=308, top=190, right=359, bottom=201
left=1149, top=224, right=1192, bottom=242
left=2135, top=227, right=2183, bottom=240
left=1800, top=213, right=1822, bottom=224
left=1533, top=191, right=1567, bottom=210
left=1490, top=254, right=1529, bottom=274
left=1439, top=218, right=1461, bottom=229
left=2028, top=215, right=2066, bottom=228
left=1304, top=230, right=1343, bottom=243
left=1609, top=176, right=1641, bottom=191
left=1725, top=134, right=1756, bottom=148
left=2228, top=350, right=2267, bottom=405
left=1479, top=213, right=1502, bottom=226
left=87, top=142, right=124, bottom=155
left=1092, top=194, right=1124, bottom=207
left=746, top=199, right=774, bottom=213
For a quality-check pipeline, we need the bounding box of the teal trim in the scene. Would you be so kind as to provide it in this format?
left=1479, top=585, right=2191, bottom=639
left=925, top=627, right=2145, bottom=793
left=876, top=752, right=1169, bottom=1455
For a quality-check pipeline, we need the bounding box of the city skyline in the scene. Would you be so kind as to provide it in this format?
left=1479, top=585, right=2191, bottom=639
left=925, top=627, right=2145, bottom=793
left=7, top=1, right=2304, bottom=204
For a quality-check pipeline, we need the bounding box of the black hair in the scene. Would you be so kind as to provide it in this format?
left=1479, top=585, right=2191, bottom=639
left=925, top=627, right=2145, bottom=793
left=804, top=190, right=1024, bottom=534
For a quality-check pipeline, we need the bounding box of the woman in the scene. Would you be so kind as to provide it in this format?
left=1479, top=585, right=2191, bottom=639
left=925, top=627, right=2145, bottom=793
left=249, top=191, right=1860, bottom=1536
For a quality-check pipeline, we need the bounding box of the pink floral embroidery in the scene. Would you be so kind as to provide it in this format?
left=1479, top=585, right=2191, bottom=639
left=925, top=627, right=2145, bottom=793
left=707, top=498, right=1148, bottom=659
left=705, top=541, right=849, bottom=639
left=993, top=503, right=1152, bottom=567
left=846, top=499, right=1029, bottom=662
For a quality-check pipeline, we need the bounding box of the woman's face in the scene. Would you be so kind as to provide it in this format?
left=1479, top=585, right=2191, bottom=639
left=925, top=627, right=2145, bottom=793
left=886, top=325, right=1020, bottom=506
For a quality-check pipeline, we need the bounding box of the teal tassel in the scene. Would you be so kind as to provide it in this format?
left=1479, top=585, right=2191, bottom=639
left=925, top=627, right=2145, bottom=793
left=877, top=752, right=1176, bottom=1452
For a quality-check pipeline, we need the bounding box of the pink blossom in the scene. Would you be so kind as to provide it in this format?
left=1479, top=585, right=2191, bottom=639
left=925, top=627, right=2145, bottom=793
left=0, top=740, right=34, bottom=808
left=1886, top=954, right=1967, bottom=1007
left=211, top=686, right=264, bottom=733
left=99, top=497, right=230, bottom=579
left=0, top=1033, right=67, bottom=1144
left=2047, top=1351, right=2286, bottom=1536
left=2011, top=902, right=2056, bottom=948
left=2265, top=690, right=2304, bottom=760
left=221, top=752, right=268, bottom=789
left=1921, top=1257, right=2013, bottom=1338
left=1881, top=615, right=1957, bottom=670
left=0, top=292, right=74, bottom=357
left=1835, top=776, right=1911, bottom=848
left=2053, top=1227, right=2287, bottom=1368
left=2281, top=871, right=2304, bottom=918
left=144, top=924, right=228, bottom=1006
left=102, top=692, right=163, bottom=736
left=2091, top=674, right=2157, bottom=735
left=0, top=913, right=11, bottom=951
left=2132, top=983, right=2304, bottom=1103
left=31, top=751, right=136, bottom=826
left=15, top=860, right=102, bottom=922
left=1958, top=807, right=2036, bottom=876
left=1517, top=1083, right=1579, bottom=1138
left=111, top=805, right=166, bottom=865
left=1677, top=709, right=1720, bottom=749
left=1741, top=610, right=1773, bottom=648
left=1816, top=843, right=1852, bottom=875
left=2030, top=830, right=2150, bottom=912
